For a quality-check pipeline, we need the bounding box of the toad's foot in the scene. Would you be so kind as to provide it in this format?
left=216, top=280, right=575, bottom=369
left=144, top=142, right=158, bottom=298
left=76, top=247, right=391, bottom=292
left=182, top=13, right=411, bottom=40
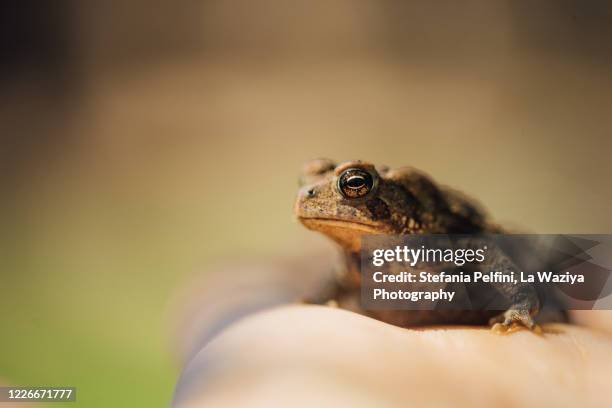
left=489, top=309, right=541, bottom=334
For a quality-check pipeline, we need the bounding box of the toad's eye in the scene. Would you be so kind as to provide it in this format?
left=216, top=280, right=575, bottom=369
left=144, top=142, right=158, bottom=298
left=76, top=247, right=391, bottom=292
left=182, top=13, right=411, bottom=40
left=338, top=168, right=374, bottom=199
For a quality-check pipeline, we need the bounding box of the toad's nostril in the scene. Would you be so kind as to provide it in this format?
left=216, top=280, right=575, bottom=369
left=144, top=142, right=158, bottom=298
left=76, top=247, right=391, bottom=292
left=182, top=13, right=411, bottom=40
left=307, top=188, right=316, bottom=198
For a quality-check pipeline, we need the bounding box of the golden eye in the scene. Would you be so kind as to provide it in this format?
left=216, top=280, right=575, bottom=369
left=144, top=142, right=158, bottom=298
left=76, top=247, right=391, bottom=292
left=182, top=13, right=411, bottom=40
left=338, top=168, right=374, bottom=199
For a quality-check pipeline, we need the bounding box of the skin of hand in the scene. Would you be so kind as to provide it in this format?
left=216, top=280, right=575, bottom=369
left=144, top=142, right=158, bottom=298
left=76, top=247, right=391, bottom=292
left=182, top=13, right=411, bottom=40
left=171, top=306, right=612, bottom=407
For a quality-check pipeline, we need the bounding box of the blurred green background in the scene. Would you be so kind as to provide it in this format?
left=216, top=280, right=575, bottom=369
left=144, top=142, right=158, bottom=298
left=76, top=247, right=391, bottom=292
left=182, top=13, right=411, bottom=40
left=1, top=1, right=611, bottom=407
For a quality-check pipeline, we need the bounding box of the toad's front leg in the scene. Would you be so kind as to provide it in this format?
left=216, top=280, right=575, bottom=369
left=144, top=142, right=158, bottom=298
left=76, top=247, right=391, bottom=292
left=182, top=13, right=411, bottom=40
left=473, top=240, right=540, bottom=332
left=488, top=296, right=540, bottom=334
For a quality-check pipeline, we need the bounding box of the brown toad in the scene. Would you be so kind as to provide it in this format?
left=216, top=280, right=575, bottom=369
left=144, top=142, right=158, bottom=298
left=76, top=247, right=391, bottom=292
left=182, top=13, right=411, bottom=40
left=295, top=159, right=561, bottom=330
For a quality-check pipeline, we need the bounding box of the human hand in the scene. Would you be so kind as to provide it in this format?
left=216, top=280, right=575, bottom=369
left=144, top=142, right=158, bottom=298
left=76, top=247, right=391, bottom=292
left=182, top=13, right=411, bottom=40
left=171, top=306, right=612, bottom=407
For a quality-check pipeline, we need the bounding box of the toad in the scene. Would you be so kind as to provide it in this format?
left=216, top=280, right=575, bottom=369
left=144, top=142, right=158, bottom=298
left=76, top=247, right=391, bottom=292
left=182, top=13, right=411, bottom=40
left=295, top=159, right=564, bottom=330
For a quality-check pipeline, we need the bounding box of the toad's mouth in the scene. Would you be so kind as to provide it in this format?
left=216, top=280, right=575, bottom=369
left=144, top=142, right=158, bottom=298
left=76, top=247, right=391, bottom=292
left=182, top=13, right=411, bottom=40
left=297, top=217, right=386, bottom=234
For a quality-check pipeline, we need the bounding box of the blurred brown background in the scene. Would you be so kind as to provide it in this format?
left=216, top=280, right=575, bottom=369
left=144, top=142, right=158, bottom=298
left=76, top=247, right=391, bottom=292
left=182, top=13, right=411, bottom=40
left=1, top=1, right=611, bottom=407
